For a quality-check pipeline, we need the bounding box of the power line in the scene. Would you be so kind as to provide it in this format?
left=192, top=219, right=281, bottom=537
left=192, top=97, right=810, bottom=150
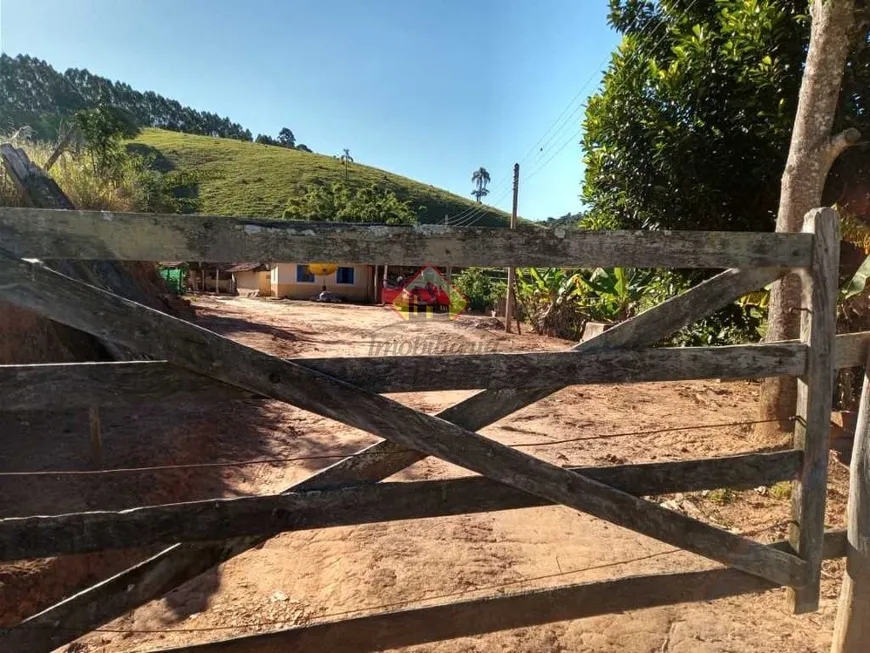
left=445, top=177, right=512, bottom=225
left=520, top=0, right=699, bottom=188
left=524, top=127, right=583, bottom=183
left=451, top=187, right=512, bottom=227
left=449, top=1, right=699, bottom=225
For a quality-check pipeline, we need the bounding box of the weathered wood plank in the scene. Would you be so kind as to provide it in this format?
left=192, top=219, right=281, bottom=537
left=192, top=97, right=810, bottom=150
left=0, top=343, right=807, bottom=411
left=87, top=406, right=102, bottom=467
left=0, top=252, right=807, bottom=591
left=831, top=351, right=870, bottom=652
left=0, top=361, right=244, bottom=411
left=789, top=208, right=840, bottom=614
left=0, top=207, right=814, bottom=268
left=7, top=330, right=870, bottom=412
left=0, top=144, right=75, bottom=210
left=308, top=343, right=806, bottom=390
left=147, top=531, right=848, bottom=653
left=0, top=451, right=802, bottom=561
left=833, top=331, right=870, bottom=369
left=2, top=266, right=788, bottom=652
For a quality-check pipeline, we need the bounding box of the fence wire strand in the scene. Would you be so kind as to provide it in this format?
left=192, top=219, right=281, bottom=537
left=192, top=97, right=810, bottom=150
left=0, top=417, right=789, bottom=477
left=8, top=522, right=788, bottom=638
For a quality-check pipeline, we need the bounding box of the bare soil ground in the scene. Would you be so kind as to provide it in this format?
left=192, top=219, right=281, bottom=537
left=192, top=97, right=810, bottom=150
left=0, top=296, right=852, bottom=652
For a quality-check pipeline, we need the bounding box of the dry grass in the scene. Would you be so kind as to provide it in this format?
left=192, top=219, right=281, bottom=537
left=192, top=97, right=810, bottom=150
left=0, top=134, right=137, bottom=211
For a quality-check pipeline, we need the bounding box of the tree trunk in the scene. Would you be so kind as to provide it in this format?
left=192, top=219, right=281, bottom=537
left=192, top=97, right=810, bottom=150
left=758, top=0, right=861, bottom=436
left=45, top=123, right=78, bottom=172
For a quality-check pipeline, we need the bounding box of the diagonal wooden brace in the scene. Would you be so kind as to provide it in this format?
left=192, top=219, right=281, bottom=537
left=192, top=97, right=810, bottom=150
left=0, top=251, right=807, bottom=590
left=1, top=264, right=791, bottom=651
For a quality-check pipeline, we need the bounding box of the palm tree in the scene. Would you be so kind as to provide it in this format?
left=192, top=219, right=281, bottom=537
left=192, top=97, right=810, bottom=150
left=471, top=167, right=490, bottom=203
left=339, top=149, right=354, bottom=181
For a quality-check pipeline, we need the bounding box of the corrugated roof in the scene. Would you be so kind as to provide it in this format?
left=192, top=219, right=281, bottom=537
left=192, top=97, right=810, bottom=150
left=225, top=262, right=267, bottom=272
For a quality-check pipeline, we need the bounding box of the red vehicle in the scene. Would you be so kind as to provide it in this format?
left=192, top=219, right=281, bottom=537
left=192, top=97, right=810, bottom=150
left=381, top=282, right=450, bottom=309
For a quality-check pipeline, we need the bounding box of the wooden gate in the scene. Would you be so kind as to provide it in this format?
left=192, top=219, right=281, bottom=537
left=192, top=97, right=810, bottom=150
left=0, top=206, right=858, bottom=652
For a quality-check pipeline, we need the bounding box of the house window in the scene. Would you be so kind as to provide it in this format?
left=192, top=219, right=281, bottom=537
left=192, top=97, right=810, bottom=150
left=336, top=267, right=355, bottom=285
left=296, top=264, right=315, bottom=283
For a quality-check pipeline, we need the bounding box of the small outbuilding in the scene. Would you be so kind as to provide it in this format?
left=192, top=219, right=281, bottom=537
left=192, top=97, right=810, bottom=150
left=228, top=263, right=272, bottom=297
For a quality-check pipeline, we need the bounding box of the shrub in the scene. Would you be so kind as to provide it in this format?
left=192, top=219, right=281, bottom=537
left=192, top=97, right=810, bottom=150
left=643, top=271, right=764, bottom=346
left=454, top=268, right=505, bottom=313
left=769, top=481, right=792, bottom=501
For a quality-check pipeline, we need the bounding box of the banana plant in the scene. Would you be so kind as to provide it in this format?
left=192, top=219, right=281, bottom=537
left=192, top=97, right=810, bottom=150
left=515, top=267, right=586, bottom=337
left=575, top=267, right=656, bottom=323
left=841, top=254, right=870, bottom=301
left=516, top=267, right=585, bottom=307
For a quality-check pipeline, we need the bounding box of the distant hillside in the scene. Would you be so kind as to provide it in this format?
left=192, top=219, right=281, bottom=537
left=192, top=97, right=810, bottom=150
left=1, top=54, right=252, bottom=142
left=131, top=129, right=511, bottom=226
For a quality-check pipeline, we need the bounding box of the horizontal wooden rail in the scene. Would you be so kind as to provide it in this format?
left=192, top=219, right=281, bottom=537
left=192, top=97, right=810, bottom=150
left=0, top=331, right=870, bottom=412
left=833, top=331, right=870, bottom=368
left=0, top=343, right=807, bottom=411
left=6, top=332, right=866, bottom=412
left=0, top=207, right=814, bottom=268
left=152, top=530, right=846, bottom=653
left=0, top=451, right=801, bottom=561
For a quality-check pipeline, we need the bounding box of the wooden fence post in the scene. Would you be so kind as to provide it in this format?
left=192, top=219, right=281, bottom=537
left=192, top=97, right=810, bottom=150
left=504, top=163, right=519, bottom=333
left=831, top=350, right=870, bottom=652
left=789, top=207, right=840, bottom=613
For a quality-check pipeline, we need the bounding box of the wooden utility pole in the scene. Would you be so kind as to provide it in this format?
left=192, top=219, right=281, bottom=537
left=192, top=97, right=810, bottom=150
left=444, top=215, right=452, bottom=282
left=831, top=350, right=870, bottom=652
left=504, top=163, right=519, bottom=333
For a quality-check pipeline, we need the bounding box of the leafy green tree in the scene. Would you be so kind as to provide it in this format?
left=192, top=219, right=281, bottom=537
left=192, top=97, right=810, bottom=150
left=762, top=0, right=868, bottom=431
left=471, top=167, right=490, bottom=203
left=72, top=106, right=140, bottom=177
left=582, top=0, right=869, bottom=233
left=296, top=143, right=313, bottom=153
left=278, top=127, right=296, bottom=148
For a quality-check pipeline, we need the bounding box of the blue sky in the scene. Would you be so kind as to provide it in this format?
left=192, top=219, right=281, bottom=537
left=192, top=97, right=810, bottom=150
left=1, top=0, right=620, bottom=221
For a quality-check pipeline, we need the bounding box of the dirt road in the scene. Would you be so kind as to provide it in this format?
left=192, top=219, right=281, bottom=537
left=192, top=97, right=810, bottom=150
left=1, top=297, right=850, bottom=652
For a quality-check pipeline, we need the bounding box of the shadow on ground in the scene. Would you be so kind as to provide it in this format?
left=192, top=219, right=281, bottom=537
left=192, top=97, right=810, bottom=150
left=0, top=313, right=350, bottom=627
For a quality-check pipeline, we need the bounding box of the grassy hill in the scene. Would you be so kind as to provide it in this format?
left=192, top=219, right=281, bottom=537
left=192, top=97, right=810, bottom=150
left=130, top=129, right=510, bottom=226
